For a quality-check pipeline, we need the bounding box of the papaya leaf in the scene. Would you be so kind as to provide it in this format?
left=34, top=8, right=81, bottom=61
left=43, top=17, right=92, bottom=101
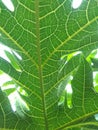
left=0, top=0, right=98, bottom=129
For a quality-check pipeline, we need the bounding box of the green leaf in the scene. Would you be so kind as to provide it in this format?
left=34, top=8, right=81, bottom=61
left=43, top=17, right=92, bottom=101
left=0, top=0, right=98, bottom=129
left=0, top=70, right=3, bottom=75
left=4, top=50, right=21, bottom=71
left=0, top=89, right=32, bottom=129
left=2, top=80, right=15, bottom=87
left=3, top=88, right=16, bottom=96
left=91, top=58, right=98, bottom=70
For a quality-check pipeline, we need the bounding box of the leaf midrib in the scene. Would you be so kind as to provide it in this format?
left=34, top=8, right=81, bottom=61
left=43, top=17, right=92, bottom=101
left=35, top=1, right=48, bottom=129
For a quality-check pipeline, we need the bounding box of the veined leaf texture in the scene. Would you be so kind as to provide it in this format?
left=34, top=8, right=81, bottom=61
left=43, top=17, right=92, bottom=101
left=0, top=0, right=98, bottom=130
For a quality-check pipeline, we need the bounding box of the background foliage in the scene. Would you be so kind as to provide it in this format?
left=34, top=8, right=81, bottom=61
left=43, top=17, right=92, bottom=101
left=0, top=0, right=98, bottom=129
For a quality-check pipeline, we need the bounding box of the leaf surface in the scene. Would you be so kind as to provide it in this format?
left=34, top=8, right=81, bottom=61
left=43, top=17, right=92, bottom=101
left=0, top=0, right=98, bottom=129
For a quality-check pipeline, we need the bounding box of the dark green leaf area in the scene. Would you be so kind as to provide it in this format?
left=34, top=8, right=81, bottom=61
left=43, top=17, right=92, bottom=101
left=72, top=57, right=98, bottom=119
left=4, top=50, right=21, bottom=71
left=91, top=58, right=98, bottom=70
left=0, top=89, right=17, bottom=128
left=0, top=0, right=98, bottom=130
left=0, top=89, right=34, bottom=129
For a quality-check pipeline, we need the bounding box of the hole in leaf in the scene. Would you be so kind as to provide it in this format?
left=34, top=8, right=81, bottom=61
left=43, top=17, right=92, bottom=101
left=65, top=82, right=73, bottom=108
left=0, top=43, right=22, bottom=72
left=1, top=0, right=15, bottom=12
left=59, top=51, right=81, bottom=74
left=2, top=80, right=16, bottom=96
left=0, top=71, right=29, bottom=114
left=8, top=91, right=29, bottom=114
left=0, top=43, right=10, bottom=62
left=17, top=86, right=28, bottom=97
left=93, top=71, right=98, bottom=93
left=95, top=114, right=98, bottom=121
left=58, top=52, right=81, bottom=108
left=0, top=71, right=11, bottom=87
left=87, top=49, right=98, bottom=93
left=58, top=76, right=73, bottom=108
left=72, top=0, right=83, bottom=9
left=87, top=49, right=98, bottom=64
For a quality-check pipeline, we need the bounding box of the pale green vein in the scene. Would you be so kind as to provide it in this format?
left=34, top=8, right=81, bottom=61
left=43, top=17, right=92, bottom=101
left=46, top=98, right=58, bottom=111
left=43, top=70, right=58, bottom=78
left=56, top=109, right=98, bottom=130
left=39, top=0, right=67, bottom=20
left=63, top=122, right=98, bottom=130
left=14, top=120, right=19, bottom=130
left=23, top=70, right=39, bottom=80
left=86, top=0, right=90, bottom=22
left=28, top=104, right=43, bottom=112
left=82, top=61, right=86, bottom=114
left=57, top=40, right=98, bottom=53
left=0, top=104, right=5, bottom=128
left=43, top=16, right=98, bottom=67
left=0, top=27, right=38, bottom=68
left=45, top=66, right=77, bottom=96
left=14, top=78, right=41, bottom=100
left=19, top=102, right=43, bottom=119
left=17, top=0, right=35, bottom=14
left=13, top=17, right=36, bottom=38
